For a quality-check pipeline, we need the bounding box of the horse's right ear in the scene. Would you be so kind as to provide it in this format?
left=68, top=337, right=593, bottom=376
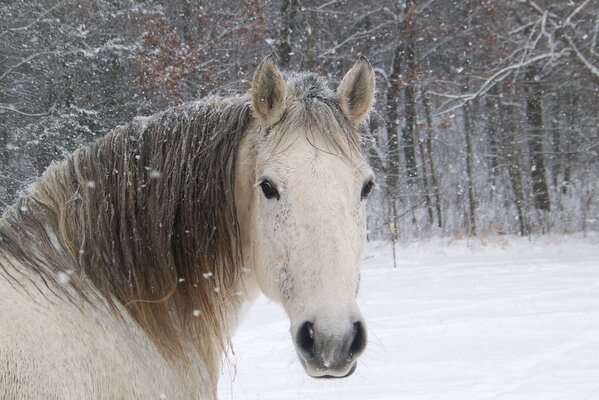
left=252, top=55, right=287, bottom=126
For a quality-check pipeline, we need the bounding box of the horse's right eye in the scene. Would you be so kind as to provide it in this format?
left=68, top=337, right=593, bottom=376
left=260, top=180, right=280, bottom=200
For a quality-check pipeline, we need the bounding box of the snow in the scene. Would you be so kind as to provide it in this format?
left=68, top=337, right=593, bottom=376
left=219, top=235, right=599, bottom=399
left=56, top=271, right=70, bottom=285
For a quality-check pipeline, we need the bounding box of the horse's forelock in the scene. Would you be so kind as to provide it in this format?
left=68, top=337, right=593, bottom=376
left=268, top=72, right=365, bottom=161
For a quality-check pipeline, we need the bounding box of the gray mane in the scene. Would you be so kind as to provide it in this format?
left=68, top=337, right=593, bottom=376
left=0, top=95, right=252, bottom=365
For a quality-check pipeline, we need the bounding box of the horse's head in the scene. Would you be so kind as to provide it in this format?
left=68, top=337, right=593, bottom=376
left=236, top=56, right=375, bottom=378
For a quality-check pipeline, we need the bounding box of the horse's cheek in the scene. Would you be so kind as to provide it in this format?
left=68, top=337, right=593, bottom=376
left=254, top=204, right=289, bottom=302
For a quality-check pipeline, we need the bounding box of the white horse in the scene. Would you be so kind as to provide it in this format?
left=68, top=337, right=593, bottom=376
left=0, top=55, right=376, bottom=399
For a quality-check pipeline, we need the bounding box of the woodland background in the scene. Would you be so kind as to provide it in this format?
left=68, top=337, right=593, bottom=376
left=1, top=0, right=598, bottom=240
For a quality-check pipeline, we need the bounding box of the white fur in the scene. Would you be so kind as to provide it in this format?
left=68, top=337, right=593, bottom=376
left=0, top=261, right=216, bottom=399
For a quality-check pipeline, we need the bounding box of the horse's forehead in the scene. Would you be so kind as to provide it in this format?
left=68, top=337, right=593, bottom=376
left=256, top=132, right=364, bottom=184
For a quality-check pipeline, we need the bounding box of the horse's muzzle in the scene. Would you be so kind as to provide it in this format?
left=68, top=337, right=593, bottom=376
left=293, top=319, right=367, bottom=378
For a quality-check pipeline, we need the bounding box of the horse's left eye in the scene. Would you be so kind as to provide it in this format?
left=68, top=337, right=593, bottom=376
left=260, top=180, right=280, bottom=200
left=361, top=180, right=375, bottom=200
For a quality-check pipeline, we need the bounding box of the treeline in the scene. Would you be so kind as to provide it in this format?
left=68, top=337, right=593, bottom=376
left=1, top=0, right=598, bottom=239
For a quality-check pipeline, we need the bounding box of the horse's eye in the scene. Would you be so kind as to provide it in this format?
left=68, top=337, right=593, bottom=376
left=260, top=180, right=280, bottom=200
left=361, top=180, right=375, bottom=200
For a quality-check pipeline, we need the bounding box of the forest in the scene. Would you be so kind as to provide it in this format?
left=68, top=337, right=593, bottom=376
left=1, top=0, right=598, bottom=240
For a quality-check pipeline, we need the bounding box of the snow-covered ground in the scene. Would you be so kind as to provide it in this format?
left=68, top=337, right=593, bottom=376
left=218, top=235, right=599, bottom=400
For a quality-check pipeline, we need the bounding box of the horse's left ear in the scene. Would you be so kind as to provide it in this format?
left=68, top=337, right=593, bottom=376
left=252, top=55, right=287, bottom=126
left=337, top=56, right=376, bottom=124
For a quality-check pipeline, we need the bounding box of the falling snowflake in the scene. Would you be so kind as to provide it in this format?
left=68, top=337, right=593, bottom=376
left=57, top=271, right=72, bottom=285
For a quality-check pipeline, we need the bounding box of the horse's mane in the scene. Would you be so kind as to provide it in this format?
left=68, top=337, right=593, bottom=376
left=0, top=95, right=252, bottom=374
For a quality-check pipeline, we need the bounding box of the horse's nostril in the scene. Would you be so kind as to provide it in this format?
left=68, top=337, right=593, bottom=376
left=349, top=321, right=367, bottom=358
left=296, top=321, right=315, bottom=358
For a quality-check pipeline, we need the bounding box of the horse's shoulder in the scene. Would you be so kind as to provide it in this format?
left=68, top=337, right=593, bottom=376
left=0, top=274, right=211, bottom=399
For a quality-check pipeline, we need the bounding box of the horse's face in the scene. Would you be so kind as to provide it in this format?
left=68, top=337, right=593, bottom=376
left=252, top=131, right=373, bottom=378
left=242, top=56, right=375, bottom=378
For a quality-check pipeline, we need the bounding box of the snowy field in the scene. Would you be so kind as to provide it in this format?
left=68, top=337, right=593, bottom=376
left=218, top=235, right=599, bottom=400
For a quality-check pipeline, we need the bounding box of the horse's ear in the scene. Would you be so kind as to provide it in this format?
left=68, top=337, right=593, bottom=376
left=337, top=56, right=375, bottom=124
left=252, top=55, right=287, bottom=126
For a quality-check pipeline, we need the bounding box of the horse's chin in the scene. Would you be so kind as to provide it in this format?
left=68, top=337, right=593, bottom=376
left=314, top=362, right=357, bottom=379
left=299, top=357, right=357, bottom=379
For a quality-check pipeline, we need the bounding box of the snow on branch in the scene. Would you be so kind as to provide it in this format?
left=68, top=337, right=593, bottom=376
left=563, top=0, right=592, bottom=29
left=318, top=21, right=395, bottom=58
left=0, top=2, right=65, bottom=39
left=0, top=50, right=71, bottom=83
left=564, top=34, right=599, bottom=82
left=431, top=51, right=569, bottom=116
left=0, top=105, right=49, bottom=117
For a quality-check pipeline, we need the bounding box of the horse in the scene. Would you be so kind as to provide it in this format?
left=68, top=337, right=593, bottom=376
left=0, top=55, right=376, bottom=399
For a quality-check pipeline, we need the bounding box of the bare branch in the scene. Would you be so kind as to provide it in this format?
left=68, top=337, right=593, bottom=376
left=0, top=50, right=74, bottom=82
left=592, top=18, right=599, bottom=57
left=515, top=0, right=559, bottom=20
left=0, top=105, right=49, bottom=117
left=564, top=34, right=599, bottom=82
left=373, top=67, right=389, bottom=87
left=431, top=51, right=569, bottom=116
left=563, top=0, right=591, bottom=28
left=0, top=2, right=65, bottom=39
left=317, top=21, right=395, bottom=58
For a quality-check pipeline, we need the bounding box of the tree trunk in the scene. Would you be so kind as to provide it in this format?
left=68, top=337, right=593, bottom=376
left=463, top=102, right=477, bottom=235
left=402, top=0, right=418, bottom=183
left=500, top=96, right=528, bottom=236
left=367, top=114, right=387, bottom=175
left=486, top=87, right=499, bottom=198
left=386, top=41, right=402, bottom=243
left=421, top=88, right=442, bottom=228
left=305, top=0, right=317, bottom=69
left=417, top=122, right=434, bottom=227
left=550, top=109, right=561, bottom=192
left=278, top=0, right=298, bottom=69
left=562, top=92, right=578, bottom=195
left=386, top=43, right=403, bottom=203
left=0, top=127, right=8, bottom=167
left=525, top=64, right=551, bottom=211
